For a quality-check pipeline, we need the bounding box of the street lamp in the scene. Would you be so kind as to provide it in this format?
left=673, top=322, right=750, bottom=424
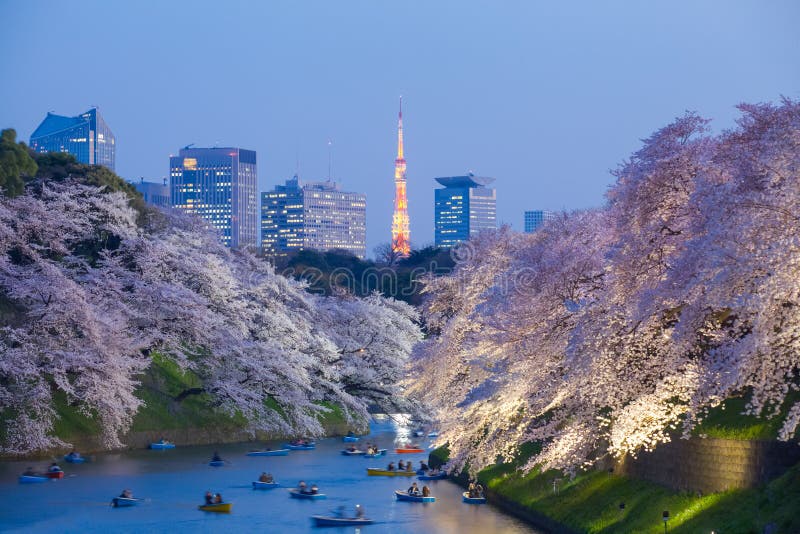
left=662, top=510, right=670, bottom=533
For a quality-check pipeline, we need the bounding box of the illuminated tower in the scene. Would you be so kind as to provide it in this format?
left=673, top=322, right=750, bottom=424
left=391, top=98, right=411, bottom=256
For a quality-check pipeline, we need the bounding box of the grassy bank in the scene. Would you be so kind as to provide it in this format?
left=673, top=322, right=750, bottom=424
left=432, top=438, right=800, bottom=533
left=39, top=355, right=351, bottom=454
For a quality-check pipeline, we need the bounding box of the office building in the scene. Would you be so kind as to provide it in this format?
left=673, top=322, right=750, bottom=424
left=524, top=210, right=556, bottom=233
left=30, top=108, right=116, bottom=171
left=170, top=146, right=258, bottom=248
left=134, top=178, right=170, bottom=208
left=434, top=173, right=496, bottom=248
left=261, top=176, right=367, bottom=259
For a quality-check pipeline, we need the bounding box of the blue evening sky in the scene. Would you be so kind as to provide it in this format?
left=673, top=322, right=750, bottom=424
left=1, top=1, right=798, bottom=253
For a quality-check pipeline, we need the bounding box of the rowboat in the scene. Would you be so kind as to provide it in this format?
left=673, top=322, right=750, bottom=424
left=45, top=470, right=64, bottom=479
left=252, top=481, right=279, bottom=490
left=395, top=448, right=425, bottom=454
left=198, top=502, right=232, bottom=513
left=413, top=430, right=424, bottom=437
left=343, top=436, right=360, bottom=443
left=366, top=468, right=416, bottom=477
left=395, top=490, right=435, bottom=503
left=427, top=431, right=439, bottom=438
left=149, top=442, right=175, bottom=450
left=418, top=472, right=447, bottom=481
left=64, top=454, right=87, bottom=464
left=111, top=497, right=141, bottom=507
left=462, top=492, right=487, bottom=504
left=285, top=442, right=316, bottom=450
left=246, top=449, right=289, bottom=456
left=19, top=475, right=48, bottom=484
left=341, top=449, right=365, bottom=456
left=289, top=488, right=326, bottom=499
left=363, top=448, right=387, bottom=458
left=311, top=515, right=374, bottom=527
left=209, top=460, right=225, bottom=467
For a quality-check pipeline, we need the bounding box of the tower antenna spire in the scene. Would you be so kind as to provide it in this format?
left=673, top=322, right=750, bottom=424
left=391, top=96, right=410, bottom=257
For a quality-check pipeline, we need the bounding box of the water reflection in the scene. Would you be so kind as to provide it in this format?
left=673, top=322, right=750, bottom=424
left=0, top=417, right=537, bottom=533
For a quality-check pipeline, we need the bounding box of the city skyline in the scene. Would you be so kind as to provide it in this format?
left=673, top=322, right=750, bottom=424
left=1, top=1, right=797, bottom=253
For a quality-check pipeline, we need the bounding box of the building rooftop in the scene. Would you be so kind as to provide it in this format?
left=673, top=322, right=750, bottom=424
left=434, top=173, right=495, bottom=188
left=30, top=110, right=93, bottom=139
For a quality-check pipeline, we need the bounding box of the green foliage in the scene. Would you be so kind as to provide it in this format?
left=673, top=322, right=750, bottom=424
left=693, top=391, right=800, bottom=440
left=0, top=129, right=37, bottom=197
left=433, top=441, right=800, bottom=533
left=32, top=151, right=147, bottom=218
left=277, top=245, right=455, bottom=305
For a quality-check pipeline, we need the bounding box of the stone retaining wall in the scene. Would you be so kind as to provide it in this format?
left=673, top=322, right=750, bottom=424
left=615, top=437, right=800, bottom=493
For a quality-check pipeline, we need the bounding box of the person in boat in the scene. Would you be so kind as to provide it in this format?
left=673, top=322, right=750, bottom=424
left=398, top=460, right=405, bottom=470
left=204, top=491, right=214, bottom=505
left=346, top=430, right=355, bottom=437
left=310, top=484, right=319, bottom=494
left=355, top=504, right=365, bottom=518
left=347, top=445, right=358, bottom=452
left=214, top=493, right=223, bottom=504
left=422, top=485, right=431, bottom=497
left=258, top=472, right=269, bottom=482
left=476, top=483, right=484, bottom=497
left=405, top=462, right=414, bottom=472
left=120, top=489, right=133, bottom=499
left=48, top=462, right=62, bottom=472
left=67, top=450, right=81, bottom=459
left=468, top=481, right=477, bottom=497
left=298, top=480, right=308, bottom=493
left=387, top=462, right=395, bottom=471
left=23, top=466, right=36, bottom=476
left=419, top=460, right=430, bottom=471
left=211, top=451, right=222, bottom=462
left=407, top=482, right=420, bottom=496
left=334, top=505, right=346, bottom=518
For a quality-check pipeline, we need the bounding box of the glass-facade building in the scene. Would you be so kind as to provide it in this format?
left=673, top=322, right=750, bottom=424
left=29, top=108, right=116, bottom=171
left=134, top=178, right=171, bottom=208
left=261, top=176, right=367, bottom=259
left=434, top=174, right=497, bottom=248
left=170, top=147, right=258, bottom=248
left=524, top=210, right=556, bottom=233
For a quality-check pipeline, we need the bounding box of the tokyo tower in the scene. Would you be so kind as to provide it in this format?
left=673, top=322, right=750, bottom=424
left=391, top=97, right=411, bottom=256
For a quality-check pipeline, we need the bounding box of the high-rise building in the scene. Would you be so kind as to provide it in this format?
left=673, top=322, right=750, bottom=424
left=434, top=173, right=496, bottom=248
left=524, top=210, right=556, bottom=233
left=170, top=146, right=258, bottom=248
left=30, top=108, right=116, bottom=170
left=391, top=98, right=411, bottom=256
left=261, top=176, right=367, bottom=259
left=133, top=178, right=170, bottom=208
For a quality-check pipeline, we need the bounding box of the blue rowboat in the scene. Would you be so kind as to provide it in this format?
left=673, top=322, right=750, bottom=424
left=418, top=472, right=447, bottom=481
left=312, top=515, right=374, bottom=527
left=341, top=449, right=365, bottom=456
left=149, top=442, right=175, bottom=450
left=343, top=436, right=360, bottom=443
left=111, top=497, right=141, bottom=507
left=285, top=443, right=316, bottom=450
left=64, top=454, right=87, bottom=464
left=246, top=449, right=289, bottom=456
left=19, top=475, right=48, bottom=484
left=462, top=492, right=487, bottom=504
left=252, top=481, right=279, bottom=490
left=427, top=431, right=439, bottom=438
left=289, top=488, right=326, bottom=499
left=209, top=460, right=225, bottom=467
left=395, top=490, right=435, bottom=503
